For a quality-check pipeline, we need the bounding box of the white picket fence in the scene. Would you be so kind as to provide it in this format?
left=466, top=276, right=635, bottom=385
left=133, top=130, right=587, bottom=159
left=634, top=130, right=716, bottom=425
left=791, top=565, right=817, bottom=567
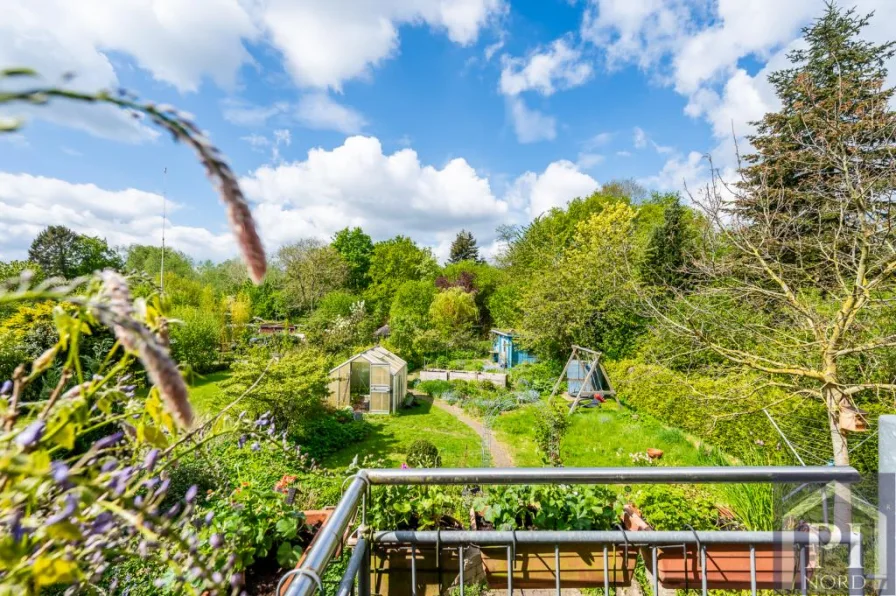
left=419, top=369, right=507, bottom=386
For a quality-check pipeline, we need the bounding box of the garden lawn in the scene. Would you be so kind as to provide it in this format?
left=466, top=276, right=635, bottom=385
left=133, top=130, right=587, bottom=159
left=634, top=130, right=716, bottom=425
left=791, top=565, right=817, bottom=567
left=493, top=399, right=709, bottom=468
left=323, top=399, right=482, bottom=469
left=188, top=370, right=232, bottom=417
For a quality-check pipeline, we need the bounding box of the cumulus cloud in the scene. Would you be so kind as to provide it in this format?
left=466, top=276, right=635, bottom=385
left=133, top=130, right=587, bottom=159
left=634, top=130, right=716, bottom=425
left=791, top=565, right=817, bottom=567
left=0, top=135, right=603, bottom=263
left=506, top=160, right=599, bottom=217
left=499, top=37, right=592, bottom=96
left=259, top=0, right=505, bottom=90
left=0, top=173, right=234, bottom=261
left=3, top=0, right=504, bottom=140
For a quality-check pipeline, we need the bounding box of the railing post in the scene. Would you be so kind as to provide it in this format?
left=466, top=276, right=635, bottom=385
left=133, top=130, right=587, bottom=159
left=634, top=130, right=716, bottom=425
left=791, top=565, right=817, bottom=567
left=880, top=415, right=896, bottom=595
left=849, top=529, right=863, bottom=596
left=358, top=539, right=370, bottom=596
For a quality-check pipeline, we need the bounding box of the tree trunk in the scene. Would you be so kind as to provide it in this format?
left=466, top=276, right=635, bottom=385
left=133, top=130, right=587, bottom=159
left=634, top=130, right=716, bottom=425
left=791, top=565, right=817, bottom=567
left=823, top=384, right=852, bottom=531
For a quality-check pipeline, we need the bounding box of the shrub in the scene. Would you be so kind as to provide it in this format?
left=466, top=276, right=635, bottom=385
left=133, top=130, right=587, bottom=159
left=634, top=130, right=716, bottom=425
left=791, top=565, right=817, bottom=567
left=509, top=361, right=561, bottom=394
left=417, top=379, right=452, bottom=397
left=291, top=412, right=371, bottom=462
left=169, top=306, right=222, bottom=375
left=219, top=346, right=330, bottom=432
left=407, top=439, right=442, bottom=468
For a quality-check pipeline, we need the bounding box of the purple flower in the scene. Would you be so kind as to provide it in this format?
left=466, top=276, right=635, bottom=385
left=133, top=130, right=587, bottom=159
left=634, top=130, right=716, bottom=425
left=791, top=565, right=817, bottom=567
left=0, top=380, right=12, bottom=395
left=165, top=503, right=181, bottom=518
left=230, top=572, right=244, bottom=587
left=9, top=509, right=24, bottom=542
left=204, top=511, right=215, bottom=526
left=152, top=478, right=170, bottom=500
left=101, top=458, right=119, bottom=473
left=250, top=442, right=260, bottom=452
left=46, top=493, right=78, bottom=526
left=15, top=420, right=45, bottom=448
left=237, top=435, right=247, bottom=449
left=51, top=461, right=70, bottom=484
left=93, top=432, right=124, bottom=451
left=209, top=533, right=224, bottom=548
left=185, top=485, right=198, bottom=503
left=401, top=462, right=409, bottom=470
left=144, top=449, right=160, bottom=472
left=211, top=572, right=223, bottom=584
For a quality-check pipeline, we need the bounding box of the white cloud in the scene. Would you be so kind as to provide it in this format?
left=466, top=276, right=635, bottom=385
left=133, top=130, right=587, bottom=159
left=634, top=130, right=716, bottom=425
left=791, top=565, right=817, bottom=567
left=642, top=150, right=708, bottom=193
left=508, top=97, right=557, bottom=143
left=633, top=126, right=648, bottom=148
left=616, top=150, right=632, bottom=157
left=507, top=160, right=599, bottom=217
left=499, top=37, right=592, bottom=96
left=0, top=172, right=234, bottom=261
left=0, top=0, right=256, bottom=141
left=576, top=153, right=605, bottom=169
left=584, top=0, right=896, bottom=184
left=583, top=131, right=613, bottom=149
left=221, top=100, right=289, bottom=127
left=223, top=94, right=366, bottom=134
left=3, top=0, right=504, bottom=141
left=260, top=0, right=505, bottom=90
left=241, top=133, right=270, bottom=150
left=295, top=93, right=366, bottom=134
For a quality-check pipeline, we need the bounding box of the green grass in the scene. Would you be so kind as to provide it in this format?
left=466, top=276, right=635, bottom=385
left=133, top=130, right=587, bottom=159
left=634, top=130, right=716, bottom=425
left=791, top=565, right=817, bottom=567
left=493, top=399, right=709, bottom=468
left=323, top=399, right=483, bottom=469
left=187, top=370, right=232, bottom=416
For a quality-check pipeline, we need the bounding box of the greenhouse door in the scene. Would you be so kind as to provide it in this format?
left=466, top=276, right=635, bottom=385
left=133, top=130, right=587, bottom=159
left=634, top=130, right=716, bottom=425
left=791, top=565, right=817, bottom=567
left=369, top=364, right=392, bottom=413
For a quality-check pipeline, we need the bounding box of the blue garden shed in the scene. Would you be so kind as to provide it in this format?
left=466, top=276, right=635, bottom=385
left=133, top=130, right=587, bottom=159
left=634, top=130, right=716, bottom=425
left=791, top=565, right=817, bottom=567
left=490, top=329, right=537, bottom=369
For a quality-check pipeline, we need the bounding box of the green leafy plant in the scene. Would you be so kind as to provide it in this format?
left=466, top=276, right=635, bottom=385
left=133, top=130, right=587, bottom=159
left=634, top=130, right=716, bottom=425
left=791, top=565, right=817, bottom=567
left=475, top=485, right=620, bottom=531
left=406, top=439, right=441, bottom=468
left=197, top=481, right=308, bottom=572
left=533, top=402, right=569, bottom=466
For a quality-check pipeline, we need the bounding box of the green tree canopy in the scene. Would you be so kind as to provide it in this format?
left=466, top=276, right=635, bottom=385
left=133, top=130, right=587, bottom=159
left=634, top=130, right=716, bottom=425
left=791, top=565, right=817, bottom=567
left=278, top=239, right=349, bottom=315
left=332, top=227, right=374, bottom=290
left=28, top=225, right=123, bottom=278
left=365, top=236, right=438, bottom=319
left=125, top=244, right=195, bottom=279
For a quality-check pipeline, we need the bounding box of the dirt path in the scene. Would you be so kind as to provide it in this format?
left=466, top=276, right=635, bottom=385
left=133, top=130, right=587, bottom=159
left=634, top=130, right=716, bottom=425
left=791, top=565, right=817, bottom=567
left=416, top=394, right=514, bottom=467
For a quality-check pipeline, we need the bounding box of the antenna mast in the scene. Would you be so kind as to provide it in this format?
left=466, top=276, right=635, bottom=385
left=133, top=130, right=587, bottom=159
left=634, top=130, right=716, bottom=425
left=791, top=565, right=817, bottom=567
left=161, top=167, right=167, bottom=295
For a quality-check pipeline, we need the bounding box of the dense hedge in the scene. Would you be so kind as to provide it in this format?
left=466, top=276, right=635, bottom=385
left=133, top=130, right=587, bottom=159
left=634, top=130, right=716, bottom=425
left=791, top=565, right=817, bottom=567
left=605, top=360, right=797, bottom=460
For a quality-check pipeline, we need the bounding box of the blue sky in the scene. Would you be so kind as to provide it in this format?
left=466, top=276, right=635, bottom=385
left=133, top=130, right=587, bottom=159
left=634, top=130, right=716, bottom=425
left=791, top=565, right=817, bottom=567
left=2, top=0, right=894, bottom=264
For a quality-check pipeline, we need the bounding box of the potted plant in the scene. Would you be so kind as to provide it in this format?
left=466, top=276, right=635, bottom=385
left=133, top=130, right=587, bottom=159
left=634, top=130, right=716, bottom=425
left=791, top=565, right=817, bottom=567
left=368, top=480, right=478, bottom=595
left=472, top=485, right=637, bottom=589
left=631, top=487, right=815, bottom=590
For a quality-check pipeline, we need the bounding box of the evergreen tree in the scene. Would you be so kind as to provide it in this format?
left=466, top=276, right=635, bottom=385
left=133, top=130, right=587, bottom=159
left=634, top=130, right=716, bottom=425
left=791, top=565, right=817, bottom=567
left=737, top=3, right=896, bottom=280
left=641, top=197, right=692, bottom=290
left=448, top=230, right=482, bottom=264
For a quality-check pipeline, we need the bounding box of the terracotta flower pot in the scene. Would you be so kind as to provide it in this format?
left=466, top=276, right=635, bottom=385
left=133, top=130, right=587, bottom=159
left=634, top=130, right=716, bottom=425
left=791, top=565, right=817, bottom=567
left=649, top=544, right=811, bottom=590
left=479, top=543, right=638, bottom=589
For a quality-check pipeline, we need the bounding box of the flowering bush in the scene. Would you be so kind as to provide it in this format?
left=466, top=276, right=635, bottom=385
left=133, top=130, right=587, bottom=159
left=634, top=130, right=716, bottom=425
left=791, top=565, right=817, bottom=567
left=0, top=71, right=274, bottom=595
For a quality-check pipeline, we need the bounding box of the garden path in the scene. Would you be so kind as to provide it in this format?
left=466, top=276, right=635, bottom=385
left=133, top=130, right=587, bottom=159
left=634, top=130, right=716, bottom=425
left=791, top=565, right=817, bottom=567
left=416, top=394, right=514, bottom=467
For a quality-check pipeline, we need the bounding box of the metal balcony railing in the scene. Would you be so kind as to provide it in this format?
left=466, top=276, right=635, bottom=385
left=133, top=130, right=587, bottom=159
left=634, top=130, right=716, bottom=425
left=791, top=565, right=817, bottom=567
left=277, top=464, right=874, bottom=596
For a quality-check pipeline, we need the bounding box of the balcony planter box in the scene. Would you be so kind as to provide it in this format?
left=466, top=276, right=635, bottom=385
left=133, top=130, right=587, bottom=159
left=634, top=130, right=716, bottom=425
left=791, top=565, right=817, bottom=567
left=648, top=544, right=809, bottom=590
left=478, top=543, right=637, bottom=589
left=370, top=516, right=483, bottom=596
left=473, top=512, right=637, bottom=589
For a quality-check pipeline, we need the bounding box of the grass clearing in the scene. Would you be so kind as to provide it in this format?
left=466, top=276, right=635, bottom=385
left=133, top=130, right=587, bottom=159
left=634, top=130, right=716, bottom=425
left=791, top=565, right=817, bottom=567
left=323, top=399, right=482, bottom=469
left=493, top=399, right=709, bottom=468
left=188, top=370, right=232, bottom=416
